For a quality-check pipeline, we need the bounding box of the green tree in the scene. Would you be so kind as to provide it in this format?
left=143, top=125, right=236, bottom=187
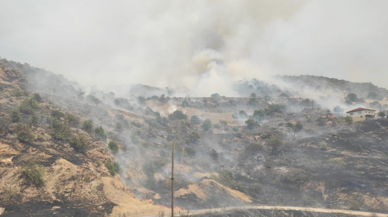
left=69, top=135, right=88, bottom=152
left=216, top=170, right=238, bottom=189
left=378, top=111, right=386, bottom=118
left=168, top=110, right=187, bottom=120
left=210, top=149, right=218, bottom=161
left=16, top=124, right=34, bottom=143
left=346, top=93, right=358, bottom=102
left=201, top=119, right=212, bottom=131
left=87, top=95, right=101, bottom=106
left=245, top=119, right=259, bottom=130
left=105, top=161, right=120, bottom=176
left=268, top=134, right=282, bottom=152
left=211, top=93, right=221, bottom=98
left=333, top=106, right=344, bottom=114
left=32, top=93, right=42, bottom=102
left=20, top=162, right=45, bottom=187
left=67, top=114, right=80, bottom=128
left=28, top=114, right=39, bottom=126
left=191, top=115, right=201, bottom=125
left=248, top=98, right=258, bottom=106
left=108, top=141, right=119, bottom=153
left=11, top=110, right=21, bottom=123
left=94, top=126, right=107, bottom=142
left=184, top=147, right=196, bottom=157
left=82, top=120, right=93, bottom=134
left=189, top=131, right=200, bottom=143
left=49, top=118, right=71, bottom=141
left=286, top=121, right=303, bottom=139
left=253, top=109, right=265, bottom=121
left=19, top=99, right=39, bottom=115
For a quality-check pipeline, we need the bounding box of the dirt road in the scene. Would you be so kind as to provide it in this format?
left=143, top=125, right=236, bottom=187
left=135, top=205, right=388, bottom=217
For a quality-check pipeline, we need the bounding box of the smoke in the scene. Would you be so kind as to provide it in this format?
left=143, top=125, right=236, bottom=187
left=1, top=0, right=388, bottom=95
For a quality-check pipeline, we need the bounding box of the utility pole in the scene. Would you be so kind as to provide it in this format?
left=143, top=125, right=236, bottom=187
left=171, top=141, right=174, bottom=217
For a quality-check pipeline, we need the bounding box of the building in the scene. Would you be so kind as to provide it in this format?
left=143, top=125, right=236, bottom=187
left=346, top=107, right=376, bottom=122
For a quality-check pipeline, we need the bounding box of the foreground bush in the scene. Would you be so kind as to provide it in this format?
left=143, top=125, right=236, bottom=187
left=108, top=141, right=119, bottom=153
left=105, top=161, right=120, bottom=176
left=16, top=124, right=34, bottom=143
left=69, top=135, right=88, bottom=152
left=169, top=110, right=187, bottom=120
left=49, top=118, right=71, bottom=141
left=94, top=126, right=107, bottom=142
left=81, top=120, right=93, bottom=133
left=67, top=114, right=80, bottom=128
left=20, top=163, right=45, bottom=187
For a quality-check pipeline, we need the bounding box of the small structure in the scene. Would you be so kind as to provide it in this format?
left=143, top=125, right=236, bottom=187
left=346, top=107, right=376, bottom=122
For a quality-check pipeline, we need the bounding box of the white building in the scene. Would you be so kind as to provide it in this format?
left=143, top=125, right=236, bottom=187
left=346, top=107, right=376, bottom=122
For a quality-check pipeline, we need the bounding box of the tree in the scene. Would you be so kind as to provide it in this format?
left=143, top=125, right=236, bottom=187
left=169, top=110, right=187, bottom=120
left=184, top=147, right=196, bottom=157
left=245, top=119, right=259, bottom=130
left=211, top=93, right=221, bottom=98
left=95, top=126, right=107, bottom=142
left=210, top=149, right=219, bottom=161
left=189, top=131, right=200, bottom=143
left=344, top=116, right=353, bottom=124
left=67, top=114, right=80, bottom=128
left=346, top=93, right=358, bottom=102
left=202, top=119, right=212, bottom=131
left=286, top=121, right=303, bottom=139
left=69, top=135, right=88, bottom=152
left=253, top=110, right=265, bottom=121
left=11, top=110, right=21, bottom=123
left=367, top=91, right=379, bottom=99
left=333, top=106, right=344, bottom=114
left=32, top=93, right=42, bottom=102
left=108, top=141, right=119, bottom=153
left=378, top=111, right=386, bottom=118
left=268, top=134, right=282, bottom=152
left=248, top=98, right=258, bottom=106
left=87, top=95, right=101, bottom=106
left=191, top=115, right=201, bottom=125
left=82, top=120, right=93, bottom=134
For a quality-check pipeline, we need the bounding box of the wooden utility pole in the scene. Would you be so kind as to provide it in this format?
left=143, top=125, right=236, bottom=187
left=171, top=141, right=174, bottom=217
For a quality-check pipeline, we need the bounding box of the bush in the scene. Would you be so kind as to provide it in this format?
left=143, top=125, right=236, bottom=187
left=184, top=147, right=196, bottom=157
left=95, top=126, right=107, bottom=142
left=20, top=162, right=45, bottom=187
left=69, top=135, right=87, bottom=152
left=320, top=142, right=328, bottom=151
left=210, top=149, right=218, bottom=161
left=267, top=134, right=282, bottom=152
left=105, top=161, right=120, bottom=176
left=248, top=98, right=258, bottom=106
left=250, top=93, right=256, bottom=98
left=282, top=169, right=309, bottom=187
left=49, top=118, right=71, bottom=141
left=344, top=116, right=353, bottom=124
left=67, top=114, right=80, bottom=127
left=349, top=200, right=361, bottom=210
left=233, top=110, right=247, bottom=119
left=378, top=111, right=386, bottom=118
left=245, top=119, right=259, bottom=130
left=50, top=110, right=65, bottom=119
left=253, top=110, right=264, bottom=121
left=108, top=141, right=119, bottom=153
left=16, top=124, right=34, bottom=143
left=189, top=131, right=200, bottom=143
left=32, top=93, right=42, bottom=102
left=215, top=170, right=239, bottom=190
left=81, top=120, right=93, bottom=133
left=346, top=93, right=358, bottom=102
left=202, top=119, right=212, bottom=131
left=28, top=114, right=39, bottom=126
left=142, top=159, right=166, bottom=177
left=12, top=89, right=28, bottom=97
left=191, top=115, right=201, bottom=125
left=211, top=93, right=221, bottom=98
left=244, top=142, right=263, bottom=155
left=329, top=158, right=346, bottom=169
left=19, top=99, right=39, bottom=115
left=169, top=110, right=187, bottom=120
left=11, top=110, right=21, bottom=123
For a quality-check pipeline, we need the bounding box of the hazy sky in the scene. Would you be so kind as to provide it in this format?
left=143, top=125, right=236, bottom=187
left=1, top=0, right=388, bottom=93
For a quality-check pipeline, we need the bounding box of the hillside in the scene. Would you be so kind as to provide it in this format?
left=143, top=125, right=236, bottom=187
left=0, top=58, right=388, bottom=216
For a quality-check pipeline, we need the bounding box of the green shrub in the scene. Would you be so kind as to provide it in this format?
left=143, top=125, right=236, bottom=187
left=320, top=142, right=328, bottom=151
left=267, top=134, right=282, bottom=152
left=32, top=93, right=42, bottom=102
left=67, top=114, right=80, bottom=127
left=81, top=120, right=93, bottom=133
left=329, top=158, right=346, bottom=169
left=69, top=135, right=88, bottom=152
left=215, top=170, right=240, bottom=190
left=95, top=126, right=107, bottom=142
left=184, top=147, right=196, bottom=157
left=19, top=99, right=39, bottom=115
left=11, top=110, right=21, bottom=123
left=105, top=161, right=120, bottom=176
left=265, top=104, right=284, bottom=115
left=50, top=110, right=65, bottom=119
left=201, top=119, right=212, bottom=131
left=12, top=89, right=28, bottom=97
left=108, top=141, right=119, bottom=153
left=245, top=119, right=259, bottom=129
left=16, top=124, right=34, bottom=143
left=344, top=116, right=353, bottom=124
left=49, top=118, right=71, bottom=141
left=211, top=93, right=221, bottom=98
left=189, top=131, right=200, bottom=143
left=20, top=162, right=45, bottom=187
left=248, top=98, right=258, bottom=106
left=282, top=169, right=309, bottom=187
left=169, top=110, right=187, bottom=120
left=191, top=115, right=201, bottom=125
left=28, top=114, right=39, bottom=126
left=253, top=110, right=264, bottom=121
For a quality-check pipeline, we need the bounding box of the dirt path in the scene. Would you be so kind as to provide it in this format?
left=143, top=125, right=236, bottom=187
left=134, top=205, right=388, bottom=217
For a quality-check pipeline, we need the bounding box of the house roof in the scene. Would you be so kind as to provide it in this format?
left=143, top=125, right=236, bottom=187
left=346, top=107, right=376, bottom=113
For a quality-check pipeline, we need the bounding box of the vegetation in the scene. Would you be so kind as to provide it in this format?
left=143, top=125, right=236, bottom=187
left=265, top=104, right=284, bottom=115
left=94, top=126, right=107, bottom=142
left=250, top=93, right=256, bottom=98
left=50, top=110, right=65, bottom=119
left=253, top=109, right=264, bottom=121
left=286, top=121, right=303, bottom=139
left=169, top=110, right=187, bottom=120
left=333, top=106, right=344, bottom=114
left=201, top=119, right=212, bottom=131
left=69, top=135, right=88, bottom=152
left=189, top=131, right=200, bottom=143
left=131, top=121, right=143, bottom=128
left=19, top=99, right=39, bottom=114
left=349, top=200, right=361, bottom=210
left=105, top=161, right=120, bottom=176
left=329, top=158, right=346, bottom=169
left=81, top=120, right=93, bottom=133
left=49, top=118, right=71, bottom=141
left=67, top=114, right=80, bottom=127
left=320, top=142, right=328, bottom=151
left=233, top=110, right=247, bottom=119
left=142, top=159, right=166, bottom=177
left=16, top=124, right=34, bottom=143
left=28, top=114, right=39, bottom=126
left=32, top=93, right=42, bottom=102
left=367, top=91, right=379, bottom=100
left=378, top=111, right=386, bottom=118
left=184, top=147, right=196, bottom=157
left=267, top=134, right=283, bottom=152
left=214, top=170, right=240, bottom=190
left=245, top=119, right=259, bottom=129
left=191, top=115, right=201, bottom=125
left=20, top=162, right=45, bottom=187
left=211, top=93, right=221, bottom=98
left=11, top=110, right=21, bottom=123
left=108, top=141, right=119, bottom=153
left=210, top=149, right=219, bottom=161
left=248, top=98, right=258, bottom=106
left=344, top=116, right=353, bottom=124
left=87, top=95, right=102, bottom=106
left=244, top=142, right=263, bottom=155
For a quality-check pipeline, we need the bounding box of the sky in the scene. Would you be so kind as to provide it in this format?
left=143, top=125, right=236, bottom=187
left=0, top=0, right=388, bottom=95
